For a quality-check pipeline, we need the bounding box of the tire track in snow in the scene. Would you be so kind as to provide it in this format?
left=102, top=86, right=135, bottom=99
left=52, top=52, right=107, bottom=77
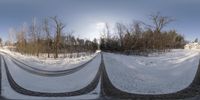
left=2, top=52, right=98, bottom=77
left=2, top=52, right=200, bottom=99
left=1, top=55, right=102, bottom=97
left=101, top=53, right=200, bottom=99
left=0, top=55, right=6, bottom=100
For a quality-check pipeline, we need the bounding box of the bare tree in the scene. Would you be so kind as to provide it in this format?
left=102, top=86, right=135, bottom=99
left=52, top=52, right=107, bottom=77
left=129, top=22, right=142, bottom=50
left=99, top=15, right=184, bottom=54
left=150, top=12, right=173, bottom=33
left=51, top=16, right=65, bottom=58
left=36, top=23, right=42, bottom=57
left=29, top=17, right=41, bottom=57
left=29, top=18, right=37, bottom=55
left=115, top=23, right=126, bottom=49
left=12, top=17, right=98, bottom=57
left=43, top=18, right=51, bottom=58
left=0, top=38, right=2, bottom=47
left=16, top=23, right=27, bottom=54
left=8, top=28, right=16, bottom=46
left=147, top=12, right=174, bottom=50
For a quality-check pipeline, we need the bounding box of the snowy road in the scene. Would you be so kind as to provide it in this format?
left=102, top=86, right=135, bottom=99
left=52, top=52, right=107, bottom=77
left=1, top=49, right=200, bottom=100
left=2, top=56, right=102, bottom=96
left=0, top=53, right=101, bottom=99
left=103, top=50, right=200, bottom=94
left=101, top=53, right=200, bottom=99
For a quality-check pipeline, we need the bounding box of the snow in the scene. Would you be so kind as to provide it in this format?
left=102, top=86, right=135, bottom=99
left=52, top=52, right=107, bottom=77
left=1, top=47, right=200, bottom=99
left=1, top=55, right=101, bottom=100
left=103, top=49, right=200, bottom=94
left=0, top=48, right=97, bottom=71
left=1, top=53, right=101, bottom=93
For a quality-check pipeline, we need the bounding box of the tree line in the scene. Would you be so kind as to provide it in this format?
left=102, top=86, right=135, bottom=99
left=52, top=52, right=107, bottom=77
left=4, top=13, right=187, bottom=57
left=100, top=13, right=186, bottom=55
left=9, top=17, right=98, bottom=58
left=0, top=37, right=2, bottom=47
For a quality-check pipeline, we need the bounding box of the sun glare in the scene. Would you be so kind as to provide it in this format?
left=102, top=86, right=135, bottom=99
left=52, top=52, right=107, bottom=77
left=96, top=22, right=106, bottom=30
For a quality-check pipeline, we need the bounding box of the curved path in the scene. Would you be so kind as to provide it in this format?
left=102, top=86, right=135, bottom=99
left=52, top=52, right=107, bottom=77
left=1, top=54, right=102, bottom=97
left=100, top=53, right=200, bottom=100
left=2, top=52, right=98, bottom=77
left=1, top=52, right=200, bottom=99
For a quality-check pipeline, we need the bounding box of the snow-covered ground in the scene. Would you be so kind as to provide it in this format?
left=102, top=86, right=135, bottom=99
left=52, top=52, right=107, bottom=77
left=1, top=53, right=101, bottom=92
left=0, top=55, right=101, bottom=100
left=1, top=48, right=200, bottom=99
left=0, top=48, right=101, bottom=99
left=103, top=49, right=200, bottom=94
left=0, top=48, right=97, bottom=71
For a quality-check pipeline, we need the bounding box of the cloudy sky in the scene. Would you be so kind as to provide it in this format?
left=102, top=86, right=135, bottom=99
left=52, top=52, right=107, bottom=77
left=0, top=0, right=200, bottom=41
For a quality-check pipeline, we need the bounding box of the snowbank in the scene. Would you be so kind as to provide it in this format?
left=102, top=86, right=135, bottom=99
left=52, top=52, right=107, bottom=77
left=0, top=48, right=97, bottom=71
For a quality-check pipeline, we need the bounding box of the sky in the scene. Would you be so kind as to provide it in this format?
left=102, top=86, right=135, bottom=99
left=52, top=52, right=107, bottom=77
left=0, top=0, right=200, bottom=42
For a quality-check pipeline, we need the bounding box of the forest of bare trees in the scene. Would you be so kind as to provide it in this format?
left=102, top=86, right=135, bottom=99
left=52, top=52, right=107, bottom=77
left=4, top=13, right=187, bottom=57
left=0, top=37, right=2, bottom=47
left=10, top=17, right=98, bottom=58
left=100, top=13, right=186, bottom=55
